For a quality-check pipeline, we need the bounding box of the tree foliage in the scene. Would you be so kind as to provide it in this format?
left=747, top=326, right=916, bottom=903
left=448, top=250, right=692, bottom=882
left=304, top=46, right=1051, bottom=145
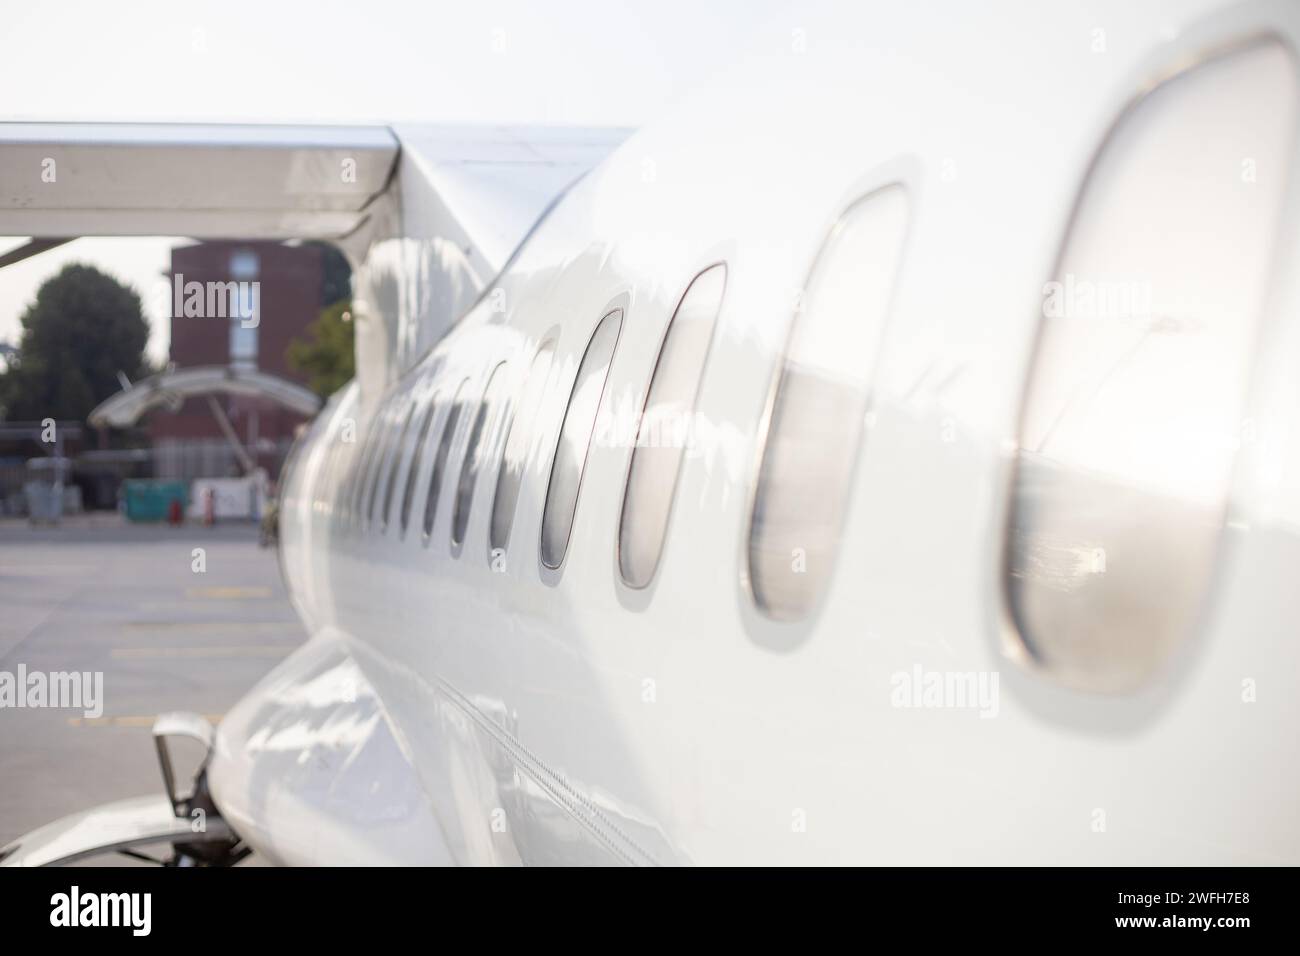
left=286, top=298, right=356, bottom=399
left=0, top=263, right=151, bottom=423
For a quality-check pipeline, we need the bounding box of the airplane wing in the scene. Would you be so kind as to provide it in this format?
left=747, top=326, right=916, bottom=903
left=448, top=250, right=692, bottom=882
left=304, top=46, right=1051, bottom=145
left=0, top=121, right=632, bottom=391
left=0, top=122, right=399, bottom=240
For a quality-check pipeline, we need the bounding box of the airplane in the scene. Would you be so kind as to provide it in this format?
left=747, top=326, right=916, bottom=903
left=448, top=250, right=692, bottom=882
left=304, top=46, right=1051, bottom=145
left=1, top=0, right=1298, bottom=865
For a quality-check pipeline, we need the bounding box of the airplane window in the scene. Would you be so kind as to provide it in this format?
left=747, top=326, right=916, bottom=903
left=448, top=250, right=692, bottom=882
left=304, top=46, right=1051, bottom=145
left=489, top=342, right=556, bottom=557
left=364, top=400, right=402, bottom=530
left=540, top=309, right=623, bottom=570
left=309, top=432, right=328, bottom=512
left=748, top=184, right=909, bottom=620
left=329, top=451, right=341, bottom=512
left=350, top=404, right=390, bottom=530
left=336, top=426, right=358, bottom=523
left=423, top=380, right=467, bottom=542
left=1005, top=40, right=1295, bottom=691
left=343, top=435, right=366, bottom=527
left=452, top=363, right=508, bottom=549
left=618, top=265, right=727, bottom=588
left=379, top=399, right=418, bottom=533
left=399, top=392, right=440, bottom=538
left=336, top=413, right=362, bottom=518
left=321, top=428, right=346, bottom=516
left=339, top=421, right=364, bottom=524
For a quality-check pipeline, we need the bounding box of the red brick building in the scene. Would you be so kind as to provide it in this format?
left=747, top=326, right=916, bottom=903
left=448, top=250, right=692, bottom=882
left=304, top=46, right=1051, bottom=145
left=149, top=240, right=327, bottom=480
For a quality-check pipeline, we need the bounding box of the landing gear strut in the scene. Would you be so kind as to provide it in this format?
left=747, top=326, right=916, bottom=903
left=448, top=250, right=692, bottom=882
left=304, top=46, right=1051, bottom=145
left=0, top=712, right=251, bottom=867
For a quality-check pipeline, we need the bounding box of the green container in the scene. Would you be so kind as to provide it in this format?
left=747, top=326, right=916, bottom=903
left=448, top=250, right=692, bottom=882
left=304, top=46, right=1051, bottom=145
left=123, top=480, right=188, bottom=522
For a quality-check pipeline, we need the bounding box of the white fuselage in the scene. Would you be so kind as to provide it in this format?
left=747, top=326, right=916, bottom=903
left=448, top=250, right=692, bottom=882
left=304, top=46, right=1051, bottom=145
left=248, top=0, right=1300, bottom=864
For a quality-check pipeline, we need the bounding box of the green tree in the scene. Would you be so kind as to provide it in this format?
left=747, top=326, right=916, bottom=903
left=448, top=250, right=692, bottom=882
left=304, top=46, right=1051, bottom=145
left=287, top=298, right=355, bottom=398
left=0, top=263, right=150, bottom=423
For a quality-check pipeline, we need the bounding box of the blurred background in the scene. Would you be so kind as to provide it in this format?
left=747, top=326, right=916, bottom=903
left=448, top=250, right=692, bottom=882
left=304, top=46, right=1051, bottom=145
left=0, top=0, right=792, bottom=518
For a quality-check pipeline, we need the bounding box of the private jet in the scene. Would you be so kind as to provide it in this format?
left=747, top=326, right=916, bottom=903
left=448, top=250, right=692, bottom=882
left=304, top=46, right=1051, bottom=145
left=2, top=0, right=1299, bottom=865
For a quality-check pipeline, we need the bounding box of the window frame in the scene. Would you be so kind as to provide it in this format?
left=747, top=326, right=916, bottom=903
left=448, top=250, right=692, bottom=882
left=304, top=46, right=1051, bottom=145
left=616, top=264, right=727, bottom=591
left=399, top=388, right=441, bottom=540
left=538, top=305, right=625, bottom=576
left=742, top=180, right=912, bottom=627
left=422, top=378, right=468, bottom=545
left=488, top=337, right=558, bottom=565
left=363, top=398, right=402, bottom=532
left=378, top=397, right=419, bottom=534
left=451, top=362, right=508, bottom=555
left=996, top=38, right=1295, bottom=693
left=348, top=403, right=388, bottom=532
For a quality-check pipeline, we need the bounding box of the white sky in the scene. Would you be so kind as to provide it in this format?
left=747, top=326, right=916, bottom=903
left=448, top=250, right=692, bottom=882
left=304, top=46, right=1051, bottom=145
left=0, top=0, right=790, bottom=363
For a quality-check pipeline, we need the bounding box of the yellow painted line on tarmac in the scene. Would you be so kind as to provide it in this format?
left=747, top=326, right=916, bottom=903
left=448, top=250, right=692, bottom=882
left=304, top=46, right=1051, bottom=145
left=138, top=601, right=271, bottom=612
left=184, top=586, right=273, bottom=599
left=122, top=621, right=298, bottom=633
left=0, top=565, right=97, bottom=574
left=111, top=645, right=296, bottom=660
left=68, top=713, right=224, bottom=728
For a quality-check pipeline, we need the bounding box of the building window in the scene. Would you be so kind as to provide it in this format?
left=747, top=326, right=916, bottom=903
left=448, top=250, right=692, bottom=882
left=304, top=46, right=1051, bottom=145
left=540, top=310, right=623, bottom=570
left=618, top=265, right=727, bottom=588
left=228, top=250, right=259, bottom=370
left=228, top=314, right=258, bottom=370
left=229, top=250, right=259, bottom=280
left=748, top=184, right=909, bottom=620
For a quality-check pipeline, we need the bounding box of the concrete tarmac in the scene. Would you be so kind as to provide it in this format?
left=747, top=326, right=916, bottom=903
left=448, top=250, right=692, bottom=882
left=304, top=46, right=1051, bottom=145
left=0, top=512, right=305, bottom=857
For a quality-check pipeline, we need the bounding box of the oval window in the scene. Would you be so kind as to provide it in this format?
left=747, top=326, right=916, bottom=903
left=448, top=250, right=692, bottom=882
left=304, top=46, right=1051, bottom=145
left=748, top=184, right=910, bottom=620
left=540, top=310, right=623, bottom=570
left=452, top=364, right=508, bottom=549
left=489, top=343, right=556, bottom=558
left=422, top=380, right=467, bottom=542
left=619, top=265, right=727, bottom=588
left=1005, top=40, right=1296, bottom=691
left=399, top=392, right=439, bottom=539
left=353, top=400, right=393, bottom=531
left=379, top=400, right=417, bottom=533
left=364, top=402, right=402, bottom=530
